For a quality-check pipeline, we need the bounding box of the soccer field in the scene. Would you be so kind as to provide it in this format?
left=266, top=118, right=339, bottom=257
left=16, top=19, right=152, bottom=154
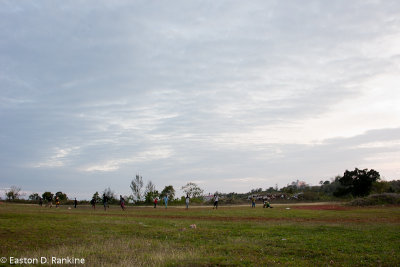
left=0, top=203, right=399, bottom=266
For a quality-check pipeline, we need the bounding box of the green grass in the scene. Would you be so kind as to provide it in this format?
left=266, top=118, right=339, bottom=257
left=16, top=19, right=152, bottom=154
left=0, top=203, right=399, bottom=266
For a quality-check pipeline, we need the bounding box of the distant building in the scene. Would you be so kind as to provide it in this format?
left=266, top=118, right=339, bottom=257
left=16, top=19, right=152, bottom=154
left=202, top=194, right=214, bottom=202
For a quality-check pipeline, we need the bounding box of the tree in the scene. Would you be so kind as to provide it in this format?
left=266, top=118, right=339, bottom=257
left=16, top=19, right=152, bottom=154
left=55, top=191, right=67, bottom=201
left=42, top=192, right=54, bottom=201
left=144, top=181, right=156, bottom=196
left=145, top=190, right=159, bottom=204
left=6, top=186, right=22, bottom=200
left=92, top=191, right=101, bottom=203
left=102, top=187, right=116, bottom=203
left=335, top=168, right=380, bottom=197
left=266, top=187, right=275, bottom=193
left=250, top=188, right=262, bottom=194
left=160, top=185, right=175, bottom=199
left=181, top=182, right=204, bottom=198
left=130, top=174, right=144, bottom=201
left=144, top=181, right=158, bottom=204
left=29, top=193, right=40, bottom=201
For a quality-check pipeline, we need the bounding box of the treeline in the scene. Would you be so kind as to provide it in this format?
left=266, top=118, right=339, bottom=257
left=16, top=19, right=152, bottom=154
left=3, top=168, right=400, bottom=205
left=232, top=168, right=400, bottom=203
left=2, top=175, right=206, bottom=206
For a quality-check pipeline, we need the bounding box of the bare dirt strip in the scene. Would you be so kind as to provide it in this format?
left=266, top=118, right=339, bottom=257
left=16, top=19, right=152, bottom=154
left=3, top=203, right=399, bottom=224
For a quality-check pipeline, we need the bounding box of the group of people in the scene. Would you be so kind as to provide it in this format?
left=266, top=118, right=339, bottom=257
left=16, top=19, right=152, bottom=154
left=40, top=193, right=273, bottom=210
left=251, top=196, right=273, bottom=208
left=152, top=194, right=186, bottom=209
left=38, top=196, right=78, bottom=209
left=87, top=194, right=220, bottom=211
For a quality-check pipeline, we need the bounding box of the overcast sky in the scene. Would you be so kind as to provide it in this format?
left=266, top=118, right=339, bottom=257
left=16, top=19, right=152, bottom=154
left=1, top=0, right=400, bottom=199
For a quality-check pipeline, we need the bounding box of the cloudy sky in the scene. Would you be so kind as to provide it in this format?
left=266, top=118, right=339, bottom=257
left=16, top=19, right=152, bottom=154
left=1, top=0, right=400, bottom=199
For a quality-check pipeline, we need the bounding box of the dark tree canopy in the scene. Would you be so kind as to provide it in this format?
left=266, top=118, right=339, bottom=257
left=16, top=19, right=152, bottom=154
left=29, top=193, right=40, bottom=201
left=92, top=191, right=102, bottom=203
left=55, top=191, right=67, bottom=201
left=145, top=190, right=159, bottom=204
left=160, top=185, right=175, bottom=199
left=42, top=192, right=54, bottom=201
left=335, top=168, right=380, bottom=197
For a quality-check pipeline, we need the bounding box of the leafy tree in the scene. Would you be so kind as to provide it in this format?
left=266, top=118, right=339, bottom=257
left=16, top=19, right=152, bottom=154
left=42, top=192, right=54, bottom=202
left=55, top=191, right=67, bottom=201
left=250, top=188, right=263, bottom=194
left=160, top=185, right=175, bottom=199
left=29, top=193, right=40, bottom=201
left=181, top=182, right=204, bottom=198
left=92, top=191, right=102, bottom=203
left=266, top=187, right=275, bottom=193
left=335, top=168, right=380, bottom=197
left=6, top=186, right=22, bottom=200
left=281, top=186, right=295, bottom=194
left=130, top=174, right=144, bottom=201
left=226, top=192, right=238, bottom=199
left=145, top=190, right=159, bottom=204
left=144, top=181, right=158, bottom=204
left=371, top=181, right=390, bottom=194
left=387, top=180, right=400, bottom=193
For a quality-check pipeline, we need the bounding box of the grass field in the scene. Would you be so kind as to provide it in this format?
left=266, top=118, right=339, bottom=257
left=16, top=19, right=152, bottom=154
left=0, top=203, right=399, bottom=266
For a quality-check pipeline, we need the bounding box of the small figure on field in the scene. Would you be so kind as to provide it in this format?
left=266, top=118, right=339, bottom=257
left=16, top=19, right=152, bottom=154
left=103, top=193, right=108, bottom=211
left=251, top=196, right=256, bottom=208
left=55, top=196, right=60, bottom=208
left=213, top=194, right=219, bottom=209
left=120, top=195, right=125, bottom=211
left=263, top=200, right=273, bottom=208
left=164, top=195, right=169, bottom=209
left=39, top=197, right=43, bottom=207
left=185, top=194, right=190, bottom=210
left=154, top=197, right=158, bottom=208
left=74, top=198, right=77, bottom=208
left=90, top=197, right=96, bottom=210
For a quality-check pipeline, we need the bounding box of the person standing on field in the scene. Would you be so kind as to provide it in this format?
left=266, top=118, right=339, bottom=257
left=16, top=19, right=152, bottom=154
left=251, top=196, right=256, bottom=208
left=90, top=197, right=96, bottom=210
left=164, top=195, right=169, bottom=209
left=103, top=193, right=108, bottom=211
left=185, top=194, right=190, bottom=209
left=213, top=194, right=219, bottom=209
left=154, top=197, right=158, bottom=208
left=55, top=196, right=60, bottom=208
left=120, top=195, right=125, bottom=211
left=74, top=198, right=78, bottom=208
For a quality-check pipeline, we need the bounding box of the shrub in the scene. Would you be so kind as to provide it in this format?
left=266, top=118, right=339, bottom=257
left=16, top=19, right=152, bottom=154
left=347, top=193, right=400, bottom=206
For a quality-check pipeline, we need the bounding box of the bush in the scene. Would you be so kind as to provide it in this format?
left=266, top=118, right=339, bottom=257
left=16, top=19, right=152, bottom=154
left=298, top=192, right=320, bottom=201
left=347, top=193, right=400, bottom=206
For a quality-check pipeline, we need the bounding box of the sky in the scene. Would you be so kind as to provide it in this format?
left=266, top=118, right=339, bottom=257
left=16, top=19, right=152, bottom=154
left=1, top=0, right=400, bottom=200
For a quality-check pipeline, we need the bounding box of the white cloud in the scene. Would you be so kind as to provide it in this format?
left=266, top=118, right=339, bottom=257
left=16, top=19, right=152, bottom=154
left=31, top=146, right=80, bottom=168
left=81, top=147, right=174, bottom=172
